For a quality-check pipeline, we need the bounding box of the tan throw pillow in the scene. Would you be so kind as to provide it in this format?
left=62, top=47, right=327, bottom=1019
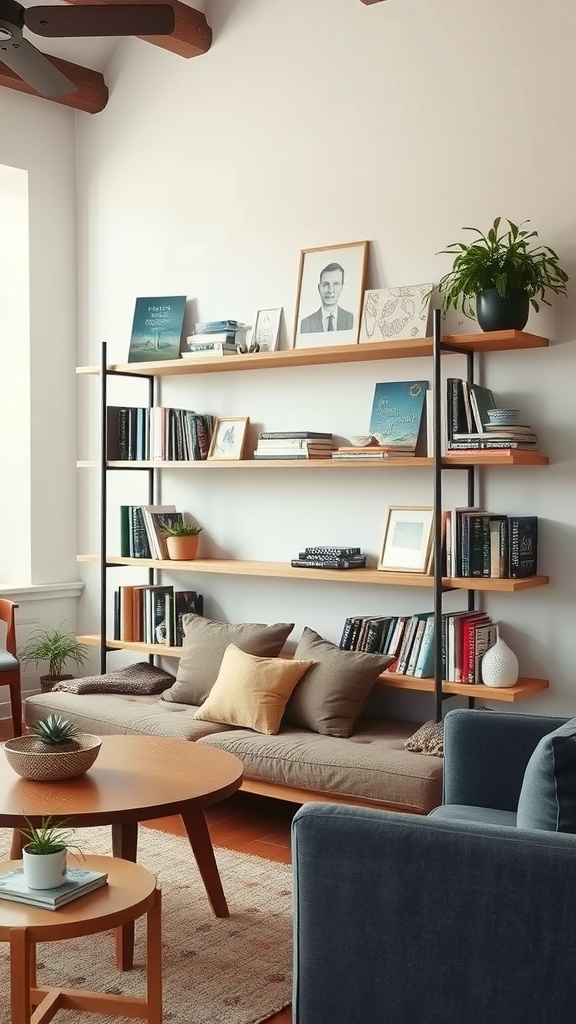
left=162, top=615, right=294, bottom=706
left=193, top=644, right=315, bottom=735
left=283, top=626, right=396, bottom=738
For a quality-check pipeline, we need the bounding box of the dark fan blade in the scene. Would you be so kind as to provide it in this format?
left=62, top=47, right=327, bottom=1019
left=25, top=4, right=175, bottom=38
left=0, top=33, right=76, bottom=96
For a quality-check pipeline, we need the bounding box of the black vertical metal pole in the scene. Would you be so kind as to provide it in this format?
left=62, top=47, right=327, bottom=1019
left=100, top=342, right=108, bottom=673
left=432, top=309, right=443, bottom=724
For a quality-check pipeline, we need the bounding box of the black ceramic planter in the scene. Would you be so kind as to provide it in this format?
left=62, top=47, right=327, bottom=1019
left=476, top=288, right=530, bottom=332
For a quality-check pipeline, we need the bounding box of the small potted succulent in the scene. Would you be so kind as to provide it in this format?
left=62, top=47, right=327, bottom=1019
left=436, top=217, right=568, bottom=331
left=18, top=624, right=90, bottom=693
left=20, top=814, right=79, bottom=889
left=3, top=714, right=102, bottom=781
left=162, top=519, right=203, bottom=560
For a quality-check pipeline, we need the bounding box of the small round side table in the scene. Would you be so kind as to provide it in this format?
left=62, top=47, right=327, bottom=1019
left=0, top=855, right=162, bottom=1024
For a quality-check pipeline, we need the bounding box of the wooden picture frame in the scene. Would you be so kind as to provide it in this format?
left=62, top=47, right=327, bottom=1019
left=252, top=308, right=282, bottom=352
left=293, top=241, right=368, bottom=349
left=207, top=417, right=250, bottom=461
left=378, top=506, right=434, bottom=573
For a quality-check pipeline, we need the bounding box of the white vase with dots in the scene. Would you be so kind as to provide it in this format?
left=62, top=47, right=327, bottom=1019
left=481, top=625, right=519, bottom=688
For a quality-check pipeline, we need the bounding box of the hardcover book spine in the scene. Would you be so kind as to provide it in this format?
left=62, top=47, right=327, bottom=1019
left=290, top=558, right=366, bottom=569
left=507, top=516, right=538, bottom=577
left=304, top=546, right=362, bottom=557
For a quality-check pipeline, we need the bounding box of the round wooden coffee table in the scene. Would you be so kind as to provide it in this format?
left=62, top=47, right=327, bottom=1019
left=0, top=854, right=161, bottom=1024
left=0, top=735, right=243, bottom=969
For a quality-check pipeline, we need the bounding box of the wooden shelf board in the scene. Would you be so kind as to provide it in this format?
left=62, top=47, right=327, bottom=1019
left=76, top=555, right=549, bottom=591
left=77, top=452, right=548, bottom=470
left=76, top=330, right=548, bottom=377
left=380, top=673, right=549, bottom=702
left=75, top=635, right=550, bottom=704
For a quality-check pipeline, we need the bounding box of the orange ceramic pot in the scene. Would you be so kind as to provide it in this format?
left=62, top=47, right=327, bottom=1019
left=166, top=534, right=200, bottom=560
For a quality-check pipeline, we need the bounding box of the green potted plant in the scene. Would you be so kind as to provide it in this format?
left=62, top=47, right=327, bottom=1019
left=20, top=814, right=78, bottom=889
left=162, top=519, right=203, bottom=561
left=436, top=217, right=568, bottom=331
left=3, top=714, right=102, bottom=781
left=18, top=624, right=90, bottom=693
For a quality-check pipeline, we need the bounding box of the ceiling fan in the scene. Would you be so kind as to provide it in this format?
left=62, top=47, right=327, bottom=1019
left=0, top=0, right=175, bottom=98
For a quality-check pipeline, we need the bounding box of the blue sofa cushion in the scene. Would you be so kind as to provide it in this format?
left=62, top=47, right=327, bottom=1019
left=516, top=717, right=576, bottom=832
left=430, top=805, right=517, bottom=827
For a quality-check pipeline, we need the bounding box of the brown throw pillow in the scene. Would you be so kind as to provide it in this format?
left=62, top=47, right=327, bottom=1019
left=162, top=614, right=294, bottom=706
left=193, top=644, right=315, bottom=735
left=283, top=626, right=395, bottom=738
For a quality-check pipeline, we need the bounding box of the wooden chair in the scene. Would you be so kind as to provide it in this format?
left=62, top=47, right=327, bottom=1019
left=0, top=599, right=23, bottom=736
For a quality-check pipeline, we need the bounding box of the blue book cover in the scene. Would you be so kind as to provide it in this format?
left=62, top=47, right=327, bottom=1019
left=368, top=380, right=428, bottom=450
left=128, top=295, right=187, bottom=363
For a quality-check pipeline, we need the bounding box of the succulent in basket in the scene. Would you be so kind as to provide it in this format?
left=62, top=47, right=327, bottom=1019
left=29, top=714, right=81, bottom=753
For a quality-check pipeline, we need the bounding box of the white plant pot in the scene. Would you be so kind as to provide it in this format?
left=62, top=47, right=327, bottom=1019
left=23, top=846, right=67, bottom=889
left=481, top=626, right=519, bottom=688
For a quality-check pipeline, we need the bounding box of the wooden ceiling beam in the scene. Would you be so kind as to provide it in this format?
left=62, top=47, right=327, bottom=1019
left=64, top=0, right=212, bottom=59
left=0, top=56, right=108, bottom=113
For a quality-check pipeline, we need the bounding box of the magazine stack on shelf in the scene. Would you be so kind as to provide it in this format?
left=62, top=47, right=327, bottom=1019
left=254, top=431, right=336, bottom=460
left=183, top=319, right=250, bottom=357
left=291, top=546, right=366, bottom=570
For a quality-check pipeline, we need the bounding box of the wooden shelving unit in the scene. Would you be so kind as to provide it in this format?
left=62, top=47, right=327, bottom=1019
left=79, top=327, right=551, bottom=707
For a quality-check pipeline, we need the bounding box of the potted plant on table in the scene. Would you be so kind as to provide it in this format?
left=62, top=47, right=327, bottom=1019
left=20, top=814, right=79, bottom=889
left=3, top=714, right=102, bottom=781
left=436, top=217, right=568, bottom=331
left=162, top=519, right=203, bottom=561
left=18, top=624, right=90, bottom=693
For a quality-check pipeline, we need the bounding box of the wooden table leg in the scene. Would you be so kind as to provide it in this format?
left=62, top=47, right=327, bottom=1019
left=10, top=827, right=24, bottom=859
left=10, top=927, right=32, bottom=1024
left=111, top=821, right=139, bottom=972
left=146, top=887, right=162, bottom=1024
left=180, top=808, right=229, bottom=917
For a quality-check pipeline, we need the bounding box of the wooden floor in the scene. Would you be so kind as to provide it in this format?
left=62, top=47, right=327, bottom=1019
left=146, top=791, right=296, bottom=1023
left=0, top=718, right=295, bottom=1023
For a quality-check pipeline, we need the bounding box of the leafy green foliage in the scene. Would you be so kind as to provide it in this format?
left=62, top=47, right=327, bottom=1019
left=30, top=714, right=78, bottom=747
left=18, top=624, right=89, bottom=678
left=21, top=814, right=77, bottom=854
left=162, top=519, right=202, bottom=537
left=436, top=217, right=569, bottom=319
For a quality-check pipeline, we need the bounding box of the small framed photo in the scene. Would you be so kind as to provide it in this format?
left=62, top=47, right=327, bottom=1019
left=208, top=417, right=250, bottom=461
left=378, top=506, right=434, bottom=573
left=293, top=241, right=368, bottom=349
left=252, top=308, right=282, bottom=352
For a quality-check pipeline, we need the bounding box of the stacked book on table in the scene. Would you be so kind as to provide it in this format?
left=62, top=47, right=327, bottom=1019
left=291, top=546, right=366, bottom=570
left=0, top=866, right=108, bottom=910
left=254, top=431, right=336, bottom=459
left=183, top=320, right=249, bottom=358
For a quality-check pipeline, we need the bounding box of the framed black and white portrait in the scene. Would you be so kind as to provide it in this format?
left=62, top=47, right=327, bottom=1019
left=293, top=241, right=368, bottom=349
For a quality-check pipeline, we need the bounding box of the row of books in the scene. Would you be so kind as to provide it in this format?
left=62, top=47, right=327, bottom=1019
left=0, top=866, right=108, bottom=910
left=339, top=610, right=498, bottom=684
left=253, top=431, right=336, bottom=460
left=291, top=546, right=366, bottom=570
left=120, top=504, right=186, bottom=560
left=106, top=406, right=214, bottom=462
left=113, top=586, right=203, bottom=646
left=445, top=510, right=537, bottom=579
left=446, top=378, right=538, bottom=451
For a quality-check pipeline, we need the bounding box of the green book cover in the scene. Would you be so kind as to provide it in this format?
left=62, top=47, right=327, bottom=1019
left=128, top=295, right=187, bottom=363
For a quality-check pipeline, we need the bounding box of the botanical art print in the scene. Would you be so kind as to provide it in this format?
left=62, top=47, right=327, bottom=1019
left=359, top=283, right=434, bottom=343
left=208, top=417, right=249, bottom=461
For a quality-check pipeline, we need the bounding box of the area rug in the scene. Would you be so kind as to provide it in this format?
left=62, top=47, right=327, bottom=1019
left=0, top=825, right=292, bottom=1024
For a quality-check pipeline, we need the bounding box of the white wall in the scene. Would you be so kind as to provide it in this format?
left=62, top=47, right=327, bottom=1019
left=0, top=91, right=83, bottom=707
left=72, top=0, right=576, bottom=716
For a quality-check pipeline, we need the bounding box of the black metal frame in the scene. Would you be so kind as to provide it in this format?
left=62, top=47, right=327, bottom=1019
left=99, top=341, right=156, bottom=672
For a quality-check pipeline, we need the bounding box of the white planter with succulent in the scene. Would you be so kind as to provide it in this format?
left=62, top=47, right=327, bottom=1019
left=21, top=815, right=77, bottom=889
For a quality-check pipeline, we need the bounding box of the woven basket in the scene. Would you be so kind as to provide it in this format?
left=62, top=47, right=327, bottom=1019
left=3, top=734, right=102, bottom=781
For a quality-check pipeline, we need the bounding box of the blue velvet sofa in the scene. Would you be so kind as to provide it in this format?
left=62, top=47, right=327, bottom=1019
left=291, top=709, right=576, bottom=1023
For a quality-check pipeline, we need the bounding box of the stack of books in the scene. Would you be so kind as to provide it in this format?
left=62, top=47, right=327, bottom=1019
left=291, top=546, right=366, bottom=570
left=446, top=379, right=539, bottom=452
left=254, top=431, right=335, bottom=459
left=331, top=445, right=414, bottom=460
left=0, top=866, right=108, bottom=910
left=184, top=320, right=250, bottom=358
